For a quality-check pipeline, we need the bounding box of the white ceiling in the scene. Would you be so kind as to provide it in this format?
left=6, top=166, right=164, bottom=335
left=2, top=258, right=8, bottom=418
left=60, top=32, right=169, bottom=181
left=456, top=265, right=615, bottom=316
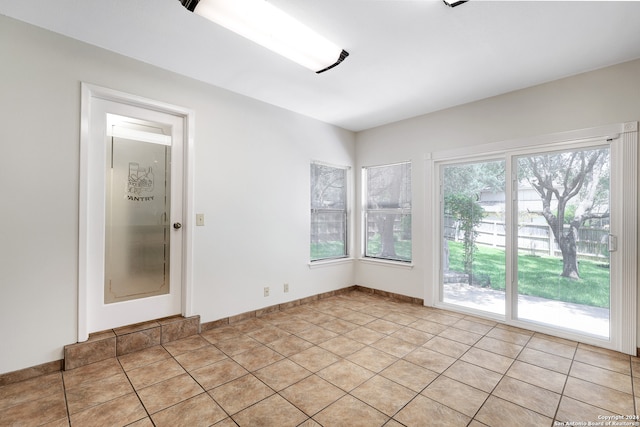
left=2, top=0, right=640, bottom=131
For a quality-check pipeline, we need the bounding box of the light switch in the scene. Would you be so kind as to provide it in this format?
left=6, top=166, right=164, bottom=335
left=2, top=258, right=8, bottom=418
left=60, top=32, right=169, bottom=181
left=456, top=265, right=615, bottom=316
left=196, top=213, right=205, bottom=226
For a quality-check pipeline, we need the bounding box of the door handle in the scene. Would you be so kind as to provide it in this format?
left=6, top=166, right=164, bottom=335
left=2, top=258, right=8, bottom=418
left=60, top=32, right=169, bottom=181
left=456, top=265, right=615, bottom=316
left=173, top=222, right=182, bottom=230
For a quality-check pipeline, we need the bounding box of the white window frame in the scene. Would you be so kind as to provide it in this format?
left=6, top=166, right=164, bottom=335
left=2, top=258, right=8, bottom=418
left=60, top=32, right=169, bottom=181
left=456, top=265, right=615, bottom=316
left=310, top=161, right=350, bottom=263
left=428, top=122, right=637, bottom=354
left=362, top=161, right=413, bottom=264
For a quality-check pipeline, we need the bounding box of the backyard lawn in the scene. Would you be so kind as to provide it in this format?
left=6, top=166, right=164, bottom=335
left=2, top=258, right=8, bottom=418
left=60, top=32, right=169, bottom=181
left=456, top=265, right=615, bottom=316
left=447, top=241, right=610, bottom=308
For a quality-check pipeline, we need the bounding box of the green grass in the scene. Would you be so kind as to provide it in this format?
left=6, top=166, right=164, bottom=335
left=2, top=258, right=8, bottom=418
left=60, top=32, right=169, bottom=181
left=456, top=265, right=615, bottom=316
left=447, top=241, right=610, bottom=308
left=311, top=241, right=346, bottom=260
left=366, top=234, right=412, bottom=261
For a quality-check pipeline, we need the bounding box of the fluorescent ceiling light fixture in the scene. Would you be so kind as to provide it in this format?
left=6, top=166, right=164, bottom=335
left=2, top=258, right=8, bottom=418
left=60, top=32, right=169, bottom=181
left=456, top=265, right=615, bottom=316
left=443, top=0, right=468, bottom=7
left=180, top=0, right=349, bottom=73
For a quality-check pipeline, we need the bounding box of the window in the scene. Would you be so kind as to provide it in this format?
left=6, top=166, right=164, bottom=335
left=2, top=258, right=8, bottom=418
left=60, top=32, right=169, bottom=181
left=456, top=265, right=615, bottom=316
left=310, top=162, right=348, bottom=261
left=363, top=162, right=412, bottom=262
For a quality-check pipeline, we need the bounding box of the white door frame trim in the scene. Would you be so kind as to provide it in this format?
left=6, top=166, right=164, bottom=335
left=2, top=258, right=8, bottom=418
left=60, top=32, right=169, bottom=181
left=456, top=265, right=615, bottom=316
left=78, top=83, right=195, bottom=342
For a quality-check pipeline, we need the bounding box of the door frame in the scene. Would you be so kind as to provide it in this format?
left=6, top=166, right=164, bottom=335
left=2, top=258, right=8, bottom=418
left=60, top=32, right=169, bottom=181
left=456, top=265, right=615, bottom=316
left=427, top=122, right=637, bottom=354
left=78, top=83, right=195, bottom=342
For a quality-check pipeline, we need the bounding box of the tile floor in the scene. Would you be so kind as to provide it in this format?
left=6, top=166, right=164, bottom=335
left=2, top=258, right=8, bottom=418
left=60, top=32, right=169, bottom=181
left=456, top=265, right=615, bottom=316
left=2, top=290, right=640, bottom=427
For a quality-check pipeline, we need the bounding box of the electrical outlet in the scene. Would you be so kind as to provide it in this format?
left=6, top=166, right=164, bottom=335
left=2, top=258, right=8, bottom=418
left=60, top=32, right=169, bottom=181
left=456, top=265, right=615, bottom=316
left=264, top=287, right=270, bottom=297
left=284, top=283, right=289, bottom=293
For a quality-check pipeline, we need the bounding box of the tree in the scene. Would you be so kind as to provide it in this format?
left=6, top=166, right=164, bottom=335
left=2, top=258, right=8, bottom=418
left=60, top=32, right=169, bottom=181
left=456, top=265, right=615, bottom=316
left=519, top=148, right=609, bottom=279
left=445, top=194, right=485, bottom=282
left=366, top=163, right=411, bottom=260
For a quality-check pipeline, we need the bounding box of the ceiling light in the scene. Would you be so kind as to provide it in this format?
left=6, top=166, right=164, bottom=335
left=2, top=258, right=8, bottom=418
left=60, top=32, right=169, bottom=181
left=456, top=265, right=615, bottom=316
left=179, top=0, right=349, bottom=73
left=443, top=0, right=468, bottom=7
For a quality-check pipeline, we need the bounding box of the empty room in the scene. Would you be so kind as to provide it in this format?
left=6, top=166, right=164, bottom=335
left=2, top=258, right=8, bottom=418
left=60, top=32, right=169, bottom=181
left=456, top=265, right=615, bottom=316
left=1, top=1, right=640, bottom=426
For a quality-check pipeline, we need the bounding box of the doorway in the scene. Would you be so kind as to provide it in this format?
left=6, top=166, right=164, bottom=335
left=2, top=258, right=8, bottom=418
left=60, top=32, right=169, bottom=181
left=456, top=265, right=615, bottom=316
left=79, top=84, right=194, bottom=341
left=432, top=122, right=637, bottom=354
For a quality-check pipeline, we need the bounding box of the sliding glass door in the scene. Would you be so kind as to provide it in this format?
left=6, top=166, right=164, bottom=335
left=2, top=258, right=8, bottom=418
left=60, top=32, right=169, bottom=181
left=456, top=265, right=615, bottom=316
left=441, top=160, right=506, bottom=316
left=515, top=146, right=610, bottom=338
left=435, top=139, right=633, bottom=341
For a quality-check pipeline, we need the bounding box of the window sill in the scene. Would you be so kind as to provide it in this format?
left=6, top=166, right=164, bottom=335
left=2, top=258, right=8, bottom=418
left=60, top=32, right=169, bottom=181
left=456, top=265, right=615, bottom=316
left=308, top=257, right=355, bottom=269
left=358, top=258, right=414, bottom=269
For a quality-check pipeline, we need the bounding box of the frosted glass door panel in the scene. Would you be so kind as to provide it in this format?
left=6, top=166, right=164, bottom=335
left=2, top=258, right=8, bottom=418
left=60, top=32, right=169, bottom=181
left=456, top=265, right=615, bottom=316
left=105, top=133, right=171, bottom=304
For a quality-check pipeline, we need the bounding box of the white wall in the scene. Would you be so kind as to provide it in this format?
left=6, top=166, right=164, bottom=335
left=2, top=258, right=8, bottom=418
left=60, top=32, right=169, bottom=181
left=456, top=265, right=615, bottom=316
left=355, top=58, right=640, bottom=336
left=0, top=15, right=355, bottom=374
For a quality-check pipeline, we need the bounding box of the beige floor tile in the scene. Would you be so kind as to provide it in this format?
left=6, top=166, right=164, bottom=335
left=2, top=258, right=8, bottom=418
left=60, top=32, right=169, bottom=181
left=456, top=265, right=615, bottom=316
left=404, top=347, right=457, bottom=373
left=366, top=319, right=403, bottom=334
left=190, top=358, right=248, bottom=390
left=394, top=395, right=471, bottom=427
left=293, top=324, right=339, bottom=344
left=137, top=373, right=204, bottom=414
left=452, top=318, right=494, bottom=335
left=555, top=396, right=622, bottom=424
left=254, top=359, right=312, bottom=391
left=438, top=327, right=483, bottom=346
left=390, top=327, right=433, bottom=346
left=69, top=392, right=147, bottom=426
left=570, top=361, right=632, bottom=394
left=492, top=376, right=560, bottom=417
left=526, top=336, right=577, bottom=359
left=474, top=336, right=523, bottom=358
left=317, top=359, right=375, bottom=392
left=319, top=336, right=366, bottom=357
left=425, top=311, right=464, bottom=325
left=371, top=336, right=417, bottom=358
left=475, top=396, right=552, bottom=427
left=421, top=376, right=488, bottom=417
left=320, top=318, right=359, bottom=334
left=506, top=360, right=567, bottom=393
left=267, top=335, right=314, bottom=356
left=279, top=374, right=345, bottom=416
left=274, top=319, right=315, bottom=334
left=233, top=394, right=308, bottom=427
left=62, top=358, right=123, bottom=389
left=246, top=324, right=291, bottom=344
left=517, top=347, right=572, bottom=374
left=574, top=348, right=631, bottom=374
left=383, top=311, right=419, bottom=326
left=351, top=375, right=417, bottom=416
left=0, top=372, right=63, bottom=411
left=340, top=310, right=377, bottom=326
left=214, top=335, right=262, bottom=356
left=314, top=395, right=389, bottom=427
left=380, top=359, right=439, bottom=392
left=65, top=371, right=133, bottom=414
left=174, top=345, right=227, bottom=371
left=563, top=376, right=634, bottom=415
left=150, top=393, right=227, bottom=427
left=0, top=389, right=68, bottom=426
left=117, top=346, right=172, bottom=372
left=343, top=326, right=387, bottom=345
left=231, top=344, right=283, bottom=371
left=347, top=346, right=398, bottom=372
left=126, top=357, right=186, bottom=390
left=422, top=336, right=470, bottom=358
left=162, top=335, right=210, bottom=356
left=460, top=347, right=514, bottom=374
left=290, top=346, right=341, bottom=372
left=410, top=319, right=449, bottom=335
left=201, top=325, right=242, bottom=344
left=443, top=360, right=503, bottom=393
left=485, top=326, right=533, bottom=345
left=208, top=374, right=274, bottom=415
left=232, top=318, right=266, bottom=334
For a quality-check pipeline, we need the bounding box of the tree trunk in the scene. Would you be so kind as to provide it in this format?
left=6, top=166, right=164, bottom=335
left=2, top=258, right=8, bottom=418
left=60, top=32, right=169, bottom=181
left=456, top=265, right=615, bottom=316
left=380, top=214, right=397, bottom=258
left=558, top=228, right=580, bottom=279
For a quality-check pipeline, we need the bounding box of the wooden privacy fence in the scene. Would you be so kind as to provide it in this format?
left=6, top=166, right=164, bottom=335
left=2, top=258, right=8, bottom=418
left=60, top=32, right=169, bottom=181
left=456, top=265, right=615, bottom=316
left=444, top=217, right=610, bottom=261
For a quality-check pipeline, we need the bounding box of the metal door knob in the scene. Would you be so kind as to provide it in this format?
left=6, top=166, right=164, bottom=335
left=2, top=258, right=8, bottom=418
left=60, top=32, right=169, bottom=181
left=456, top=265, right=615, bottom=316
left=173, top=222, right=182, bottom=229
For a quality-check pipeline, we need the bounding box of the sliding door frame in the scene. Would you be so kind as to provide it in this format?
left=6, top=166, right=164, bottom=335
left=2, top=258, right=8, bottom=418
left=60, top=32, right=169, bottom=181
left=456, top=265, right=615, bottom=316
left=428, top=122, right=637, bottom=354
